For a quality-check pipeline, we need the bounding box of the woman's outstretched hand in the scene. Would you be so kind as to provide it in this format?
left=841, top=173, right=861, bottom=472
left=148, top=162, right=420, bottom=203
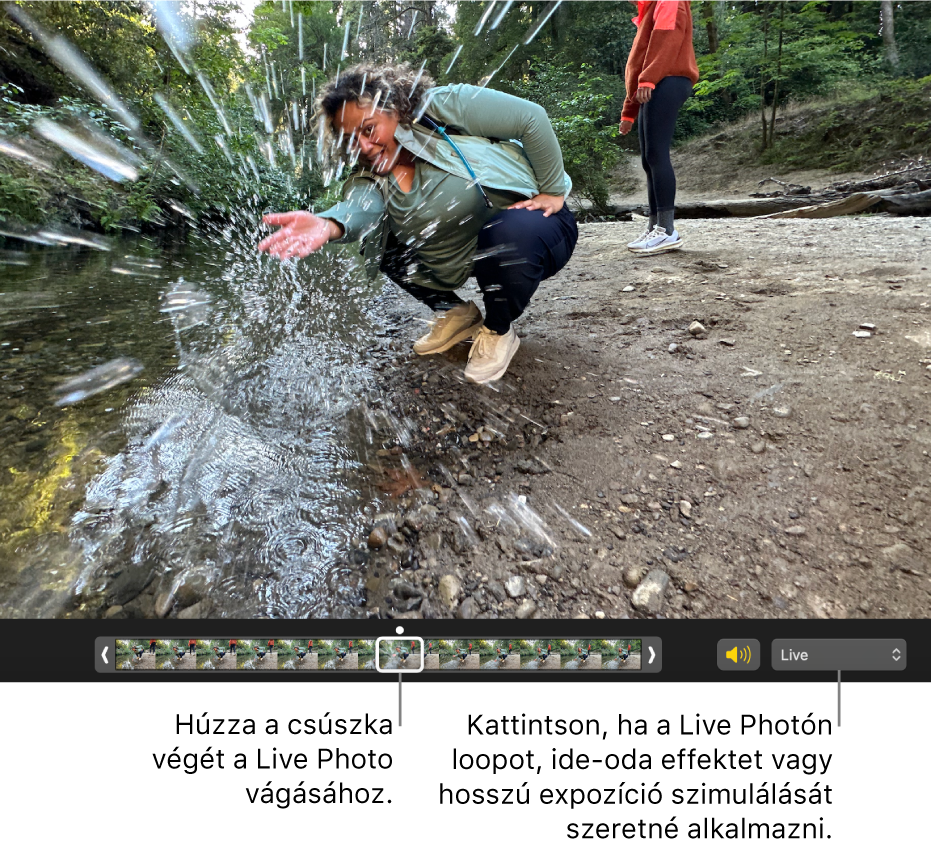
left=257, top=212, right=342, bottom=260
left=507, top=193, right=564, bottom=217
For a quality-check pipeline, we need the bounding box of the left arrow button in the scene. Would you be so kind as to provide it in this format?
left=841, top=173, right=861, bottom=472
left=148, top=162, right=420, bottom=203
left=101, top=646, right=108, bottom=664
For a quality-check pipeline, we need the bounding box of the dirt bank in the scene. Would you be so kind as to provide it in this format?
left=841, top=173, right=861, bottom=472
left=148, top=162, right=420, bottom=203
left=359, top=214, right=931, bottom=621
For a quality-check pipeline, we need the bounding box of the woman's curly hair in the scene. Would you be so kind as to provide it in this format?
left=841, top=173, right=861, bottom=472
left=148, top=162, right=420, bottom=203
left=315, top=63, right=435, bottom=167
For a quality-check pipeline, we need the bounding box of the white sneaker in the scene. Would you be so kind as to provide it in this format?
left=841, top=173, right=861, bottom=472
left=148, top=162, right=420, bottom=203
left=627, top=226, right=653, bottom=251
left=413, top=301, right=483, bottom=355
left=464, top=326, right=520, bottom=384
left=628, top=225, right=682, bottom=254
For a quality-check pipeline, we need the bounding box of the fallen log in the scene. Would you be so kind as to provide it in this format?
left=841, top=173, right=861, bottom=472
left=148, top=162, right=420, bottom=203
left=606, top=196, right=819, bottom=219
left=876, top=188, right=931, bottom=215
left=757, top=192, right=883, bottom=219
left=592, top=186, right=931, bottom=221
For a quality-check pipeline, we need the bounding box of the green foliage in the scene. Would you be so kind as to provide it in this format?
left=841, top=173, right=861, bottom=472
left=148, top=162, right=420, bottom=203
left=2, top=1, right=930, bottom=233
left=507, top=62, right=625, bottom=213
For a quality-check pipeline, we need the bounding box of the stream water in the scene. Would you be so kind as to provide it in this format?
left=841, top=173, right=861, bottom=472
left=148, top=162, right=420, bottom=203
left=0, top=230, right=399, bottom=619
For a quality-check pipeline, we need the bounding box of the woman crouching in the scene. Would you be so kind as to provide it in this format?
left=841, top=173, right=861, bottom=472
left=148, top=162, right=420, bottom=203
left=257, top=64, right=578, bottom=384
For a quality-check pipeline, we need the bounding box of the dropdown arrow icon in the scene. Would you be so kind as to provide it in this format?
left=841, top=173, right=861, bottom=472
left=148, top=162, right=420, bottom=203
left=892, top=649, right=901, bottom=661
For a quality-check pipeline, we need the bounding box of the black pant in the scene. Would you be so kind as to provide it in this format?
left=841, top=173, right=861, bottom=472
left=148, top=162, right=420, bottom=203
left=382, top=205, right=578, bottom=334
left=637, top=75, right=693, bottom=217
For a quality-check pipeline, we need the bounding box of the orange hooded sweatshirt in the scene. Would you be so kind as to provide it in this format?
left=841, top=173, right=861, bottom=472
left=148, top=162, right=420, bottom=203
left=622, top=1, right=699, bottom=124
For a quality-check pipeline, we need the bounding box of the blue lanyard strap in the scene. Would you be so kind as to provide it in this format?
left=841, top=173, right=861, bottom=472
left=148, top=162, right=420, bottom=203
left=418, top=116, right=494, bottom=208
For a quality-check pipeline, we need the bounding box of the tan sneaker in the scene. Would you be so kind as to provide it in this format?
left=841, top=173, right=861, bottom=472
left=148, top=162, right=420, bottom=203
left=463, top=326, right=520, bottom=384
left=413, top=301, right=483, bottom=355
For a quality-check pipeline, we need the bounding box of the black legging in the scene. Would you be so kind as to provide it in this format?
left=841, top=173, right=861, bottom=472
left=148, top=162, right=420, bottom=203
left=382, top=205, right=578, bottom=334
left=637, top=75, right=693, bottom=220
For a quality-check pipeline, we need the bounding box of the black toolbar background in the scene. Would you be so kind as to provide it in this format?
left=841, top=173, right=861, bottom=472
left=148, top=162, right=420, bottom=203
left=2, top=618, right=925, bottom=683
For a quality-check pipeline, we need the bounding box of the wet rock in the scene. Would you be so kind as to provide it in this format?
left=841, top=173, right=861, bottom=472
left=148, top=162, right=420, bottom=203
left=393, top=611, right=423, bottom=619
left=107, top=564, right=155, bottom=606
left=515, top=599, right=538, bottom=619
left=631, top=569, right=671, bottom=615
left=688, top=321, right=707, bottom=338
left=155, top=591, right=175, bottom=618
left=391, top=581, right=421, bottom=601
left=104, top=605, right=124, bottom=618
left=175, top=576, right=207, bottom=609
left=405, top=504, right=439, bottom=531
left=368, top=527, right=388, bottom=549
left=386, top=533, right=408, bottom=556
left=732, top=416, right=750, bottom=429
left=438, top=574, right=461, bottom=608
left=505, top=575, right=525, bottom=598
left=457, top=597, right=476, bottom=620
left=177, top=601, right=208, bottom=619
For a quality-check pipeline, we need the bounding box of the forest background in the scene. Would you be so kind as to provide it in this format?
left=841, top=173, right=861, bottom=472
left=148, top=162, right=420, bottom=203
left=1, top=0, right=929, bottom=229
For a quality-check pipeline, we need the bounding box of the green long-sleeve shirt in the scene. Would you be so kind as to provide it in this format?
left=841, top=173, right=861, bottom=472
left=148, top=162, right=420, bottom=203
left=317, top=84, right=572, bottom=290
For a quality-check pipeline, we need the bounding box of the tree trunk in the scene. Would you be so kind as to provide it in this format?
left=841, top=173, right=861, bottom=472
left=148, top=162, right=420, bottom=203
left=880, top=0, right=900, bottom=71
left=760, top=4, right=769, bottom=150
left=700, top=1, right=719, bottom=53
left=769, top=3, right=785, bottom=148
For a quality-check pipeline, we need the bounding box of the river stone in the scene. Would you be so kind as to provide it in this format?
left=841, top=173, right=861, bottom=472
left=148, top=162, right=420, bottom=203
left=732, top=416, right=751, bottom=429
left=688, top=321, right=707, bottom=338
left=175, top=576, right=207, bottom=609
left=386, top=533, right=408, bottom=556
left=177, top=601, right=208, bottom=619
left=486, top=581, right=506, bottom=603
left=457, top=597, right=476, bottom=620
left=505, top=575, right=525, bottom=598
left=107, top=564, right=154, bottom=606
left=631, top=569, right=671, bottom=614
left=515, top=599, right=537, bottom=619
left=438, top=574, right=461, bottom=608
left=622, top=565, right=643, bottom=588
left=104, top=605, right=124, bottom=618
left=155, top=591, right=175, bottom=618
left=368, top=527, right=388, bottom=549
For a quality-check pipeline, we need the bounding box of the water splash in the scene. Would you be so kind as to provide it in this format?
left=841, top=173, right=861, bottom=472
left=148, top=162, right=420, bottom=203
left=34, top=119, right=140, bottom=182
left=53, top=357, right=144, bottom=407
left=523, top=1, right=564, bottom=45
left=196, top=72, right=234, bottom=136
left=154, top=93, right=205, bottom=155
left=0, top=137, right=54, bottom=172
left=475, top=2, right=499, bottom=36
left=551, top=501, right=592, bottom=538
left=490, top=0, right=515, bottom=30
left=445, top=45, right=464, bottom=77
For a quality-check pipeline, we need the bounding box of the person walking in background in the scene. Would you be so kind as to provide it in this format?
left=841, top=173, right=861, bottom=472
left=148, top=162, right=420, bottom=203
left=620, top=1, right=698, bottom=255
